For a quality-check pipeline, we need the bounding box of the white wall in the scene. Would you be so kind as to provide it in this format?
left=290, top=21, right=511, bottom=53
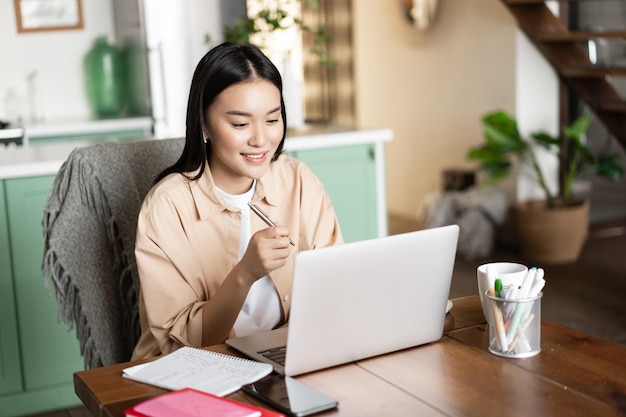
left=514, top=2, right=560, bottom=203
left=515, top=31, right=559, bottom=203
left=145, top=0, right=221, bottom=138
left=0, top=0, right=221, bottom=135
left=353, top=0, right=521, bottom=219
left=0, top=0, right=115, bottom=124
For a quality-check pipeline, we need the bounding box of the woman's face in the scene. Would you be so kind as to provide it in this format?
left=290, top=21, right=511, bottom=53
left=205, top=79, right=284, bottom=195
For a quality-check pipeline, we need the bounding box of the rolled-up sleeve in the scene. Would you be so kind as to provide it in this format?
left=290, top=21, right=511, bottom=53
left=135, top=195, right=207, bottom=356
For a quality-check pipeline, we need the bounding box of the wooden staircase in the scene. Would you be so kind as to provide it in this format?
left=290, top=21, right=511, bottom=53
left=501, top=0, right=626, bottom=151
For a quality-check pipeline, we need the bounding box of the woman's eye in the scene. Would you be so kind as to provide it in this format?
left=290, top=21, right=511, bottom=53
left=232, top=122, right=247, bottom=128
left=267, top=119, right=279, bottom=125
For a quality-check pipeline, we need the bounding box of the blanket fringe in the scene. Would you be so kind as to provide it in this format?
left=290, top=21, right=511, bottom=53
left=41, top=149, right=140, bottom=368
left=41, top=248, right=103, bottom=368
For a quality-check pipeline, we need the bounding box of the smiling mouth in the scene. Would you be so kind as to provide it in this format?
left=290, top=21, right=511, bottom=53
left=243, top=153, right=266, bottom=160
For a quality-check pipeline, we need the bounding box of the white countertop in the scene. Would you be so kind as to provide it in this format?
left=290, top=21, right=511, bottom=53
left=23, top=117, right=153, bottom=142
left=0, top=125, right=393, bottom=180
left=284, top=125, right=392, bottom=151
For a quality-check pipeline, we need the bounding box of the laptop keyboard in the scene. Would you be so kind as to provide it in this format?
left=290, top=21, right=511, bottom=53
left=258, top=346, right=287, bottom=366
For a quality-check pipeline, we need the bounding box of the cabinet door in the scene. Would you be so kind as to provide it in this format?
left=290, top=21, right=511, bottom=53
left=0, top=182, right=23, bottom=395
left=5, top=176, right=84, bottom=390
left=292, top=145, right=378, bottom=243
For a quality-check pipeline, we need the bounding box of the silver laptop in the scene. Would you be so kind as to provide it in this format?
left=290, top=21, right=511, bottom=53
left=226, top=224, right=459, bottom=376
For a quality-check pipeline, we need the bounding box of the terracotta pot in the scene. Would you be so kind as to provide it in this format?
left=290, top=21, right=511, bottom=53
left=514, top=199, right=589, bottom=265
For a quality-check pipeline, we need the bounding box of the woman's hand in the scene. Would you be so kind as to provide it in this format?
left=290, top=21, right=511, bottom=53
left=239, top=226, right=291, bottom=283
left=199, top=225, right=290, bottom=346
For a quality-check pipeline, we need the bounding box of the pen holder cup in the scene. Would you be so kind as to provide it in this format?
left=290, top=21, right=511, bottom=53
left=485, top=289, right=542, bottom=358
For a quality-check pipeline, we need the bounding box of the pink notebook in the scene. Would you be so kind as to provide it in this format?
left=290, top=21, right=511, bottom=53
left=125, top=388, right=285, bottom=417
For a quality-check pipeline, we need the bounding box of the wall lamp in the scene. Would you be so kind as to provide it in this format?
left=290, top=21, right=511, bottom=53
left=401, top=0, right=439, bottom=30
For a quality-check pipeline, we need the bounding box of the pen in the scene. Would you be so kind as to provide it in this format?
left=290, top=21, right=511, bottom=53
left=508, top=312, right=535, bottom=354
left=503, top=285, right=519, bottom=320
left=495, top=278, right=503, bottom=299
left=506, top=267, right=536, bottom=344
left=522, top=268, right=545, bottom=322
left=248, top=202, right=295, bottom=246
left=488, top=288, right=508, bottom=352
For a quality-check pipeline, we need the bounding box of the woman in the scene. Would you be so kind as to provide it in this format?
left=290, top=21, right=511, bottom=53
left=132, top=42, right=343, bottom=360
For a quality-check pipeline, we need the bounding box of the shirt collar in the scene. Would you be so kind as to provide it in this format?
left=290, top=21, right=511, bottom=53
left=191, top=161, right=280, bottom=220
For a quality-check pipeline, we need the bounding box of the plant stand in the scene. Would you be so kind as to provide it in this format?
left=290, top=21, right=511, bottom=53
left=514, top=199, right=589, bottom=264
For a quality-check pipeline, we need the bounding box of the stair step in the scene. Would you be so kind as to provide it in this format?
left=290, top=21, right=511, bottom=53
left=598, top=100, right=626, bottom=113
left=503, top=0, right=606, bottom=4
left=539, top=30, right=626, bottom=42
left=561, top=66, right=626, bottom=78
left=502, top=0, right=551, bottom=3
left=501, top=0, right=626, bottom=149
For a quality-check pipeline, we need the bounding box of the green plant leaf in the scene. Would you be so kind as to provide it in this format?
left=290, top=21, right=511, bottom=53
left=467, top=145, right=506, bottom=162
left=481, top=160, right=512, bottom=181
left=531, top=132, right=560, bottom=149
left=563, top=113, right=592, bottom=141
left=256, top=8, right=289, bottom=31
left=223, top=17, right=256, bottom=44
left=482, top=111, right=526, bottom=153
left=563, top=113, right=595, bottom=161
left=468, top=109, right=624, bottom=207
left=594, top=154, right=625, bottom=181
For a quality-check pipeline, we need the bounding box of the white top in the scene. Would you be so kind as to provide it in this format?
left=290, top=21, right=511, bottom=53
left=217, top=182, right=282, bottom=337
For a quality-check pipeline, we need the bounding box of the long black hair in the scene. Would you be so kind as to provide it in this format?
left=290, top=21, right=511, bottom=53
left=154, top=42, right=287, bottom=184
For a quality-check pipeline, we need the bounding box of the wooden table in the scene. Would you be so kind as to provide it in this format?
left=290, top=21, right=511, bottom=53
left=74, top=296, right=626, bottom=417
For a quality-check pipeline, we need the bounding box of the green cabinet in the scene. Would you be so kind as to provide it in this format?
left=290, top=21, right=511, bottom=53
left=0, top=183, right=22, bottom=396
left=288, top=144, right=379, bottom=243
left=0, top=176, right=84, bottom=417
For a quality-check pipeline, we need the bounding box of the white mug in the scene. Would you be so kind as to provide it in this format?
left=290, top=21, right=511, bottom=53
left=477, top=262, right=528, bottom=320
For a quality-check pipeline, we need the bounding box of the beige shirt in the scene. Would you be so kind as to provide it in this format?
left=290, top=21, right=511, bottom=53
left=132, top=155, right=343, bottom=360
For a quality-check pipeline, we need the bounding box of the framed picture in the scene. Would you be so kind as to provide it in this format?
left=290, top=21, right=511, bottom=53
left=14, top=0, right=84, bottom=33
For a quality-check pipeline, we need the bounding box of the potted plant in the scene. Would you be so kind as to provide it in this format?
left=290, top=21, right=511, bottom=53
left=205, top=0, right=334, bottom=67
left=467, top=110, right=624, bottom=264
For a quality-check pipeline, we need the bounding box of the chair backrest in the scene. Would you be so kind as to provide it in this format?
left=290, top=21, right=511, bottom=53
left=42, top=138, right=184, bottom=368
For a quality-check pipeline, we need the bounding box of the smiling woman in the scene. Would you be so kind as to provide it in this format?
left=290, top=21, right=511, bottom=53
left=131, top=42, right=343, bottom=361
left=13, top=0, right=83, bottom=33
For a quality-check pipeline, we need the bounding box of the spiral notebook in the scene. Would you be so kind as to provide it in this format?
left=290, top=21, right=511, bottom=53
left=122, top=346, right=273, bottom=396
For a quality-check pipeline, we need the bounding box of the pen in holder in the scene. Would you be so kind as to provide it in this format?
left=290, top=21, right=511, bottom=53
left=485, top=288, right=542, bottom=358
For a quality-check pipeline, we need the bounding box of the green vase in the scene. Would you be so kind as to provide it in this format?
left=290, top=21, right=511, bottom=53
left=84, top=36, right=126, bottom=118
left=122, top=37, right=150, bottom=116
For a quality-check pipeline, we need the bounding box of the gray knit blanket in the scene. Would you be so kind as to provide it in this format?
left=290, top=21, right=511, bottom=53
left=42, top=138, right=184, bottom=368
